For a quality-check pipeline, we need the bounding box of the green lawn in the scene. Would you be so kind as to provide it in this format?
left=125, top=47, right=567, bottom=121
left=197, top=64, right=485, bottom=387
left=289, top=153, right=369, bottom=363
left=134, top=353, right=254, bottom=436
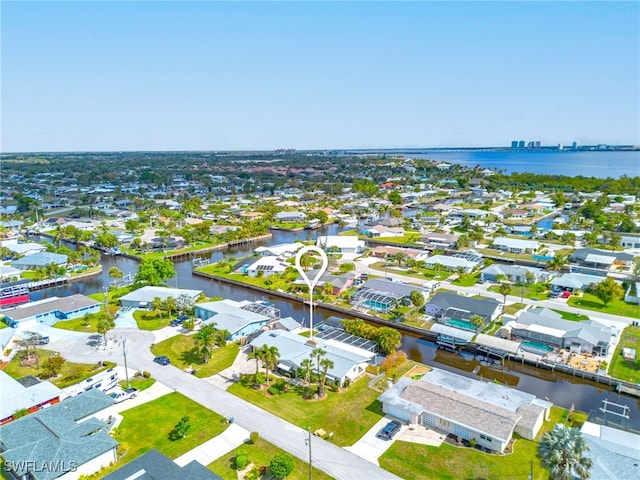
left=119, top=376, right=156, bottom=391
left=379, top=406, right=583, bottom=480
left=207, top=437, right=333, bottom=480
left=549, top=309, right=590, bottom=322
left=488, top=283, right=550, bottom=301
left=568, top=293, right=640, bottom=319
left=133, top=309, right=171, bottom=330
left=0, top=321, right=7, bottom=330
left=151, top=334, right=240, bottom=378
left=502, top=303, right=527, bottom=316
left=228, top=376, right=384, bottom=446
left=54, top=315, right=101, bottom=333
left=369, top=262, right=451, bottom=282
left=451, top=272, right=480, bottom=287
left=609, top=325, right=640, bottom=383
left=2, top=349, right=114, bottom=389
left=86, top=392, right=229, bottom=479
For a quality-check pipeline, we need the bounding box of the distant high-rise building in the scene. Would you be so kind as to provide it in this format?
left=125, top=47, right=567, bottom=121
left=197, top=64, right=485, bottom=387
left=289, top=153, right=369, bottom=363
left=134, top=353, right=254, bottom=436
left=527, top=141, right=535, bottom=148
left=572, top=142, right=577, bottom=150
left=534, top=141, right=541, bottom=148
left=518, top=140, right=525, bottom=148
left=511, top=141, right=518, bottom=148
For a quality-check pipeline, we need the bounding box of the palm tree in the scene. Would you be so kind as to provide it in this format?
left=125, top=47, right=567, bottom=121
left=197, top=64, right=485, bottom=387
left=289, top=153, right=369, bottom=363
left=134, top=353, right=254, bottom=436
left=549, top=254, right=568, bottom=274
left=164, top=296, right=177, bottom=318
left=151, top=296, right=164, bottom=318
left=195, top=324, right=216, bottom=363
left=97, top=320, right=113, bottom=345
left=319, top=358, right=335, bottom=396
left=261, top=345, right=280, bottom=387
left=310, top=348, right=326, bottom=393
left=538, top=424, right=593, bottom=480
left=248, top=347, right=265, bottom=376
left=300, top=358, right=314, bottom=385
left=469, top=314, right=484, bottom=333
left=498, top=282, right=512, bottom=306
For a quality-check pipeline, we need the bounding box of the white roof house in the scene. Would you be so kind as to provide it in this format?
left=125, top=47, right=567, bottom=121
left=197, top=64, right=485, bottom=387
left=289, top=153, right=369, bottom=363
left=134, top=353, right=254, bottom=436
left=195, top=299, right=270, bottom=342
left=1, top=239, right=47, bottom=256
left=249, top=329, right=373, bottom=386
left=255, top=242, right=304, bottom=258
left=550, top=273, right=607, bottom=291
left=316, top=235, right=365, bottom=254
left=0, top=372, right=63, bottom=424
left=491, top=237, right=539, bottom=254
left=246, top=256, right=290, bottom=277
left=118, top=286, right=203, bottom=308
left=425, top=255, right=478, bottom=273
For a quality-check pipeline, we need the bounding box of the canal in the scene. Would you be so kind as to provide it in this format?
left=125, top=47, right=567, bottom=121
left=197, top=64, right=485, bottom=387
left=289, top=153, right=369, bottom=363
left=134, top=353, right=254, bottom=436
left=32, top=228, right=640, bottom=421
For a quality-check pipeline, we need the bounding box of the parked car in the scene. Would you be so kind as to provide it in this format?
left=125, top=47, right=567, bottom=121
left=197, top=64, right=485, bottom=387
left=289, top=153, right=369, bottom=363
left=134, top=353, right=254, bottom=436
left=169, top=318, right=184, bottom=327
left=32, top=335, right=50, bottom=345
left=178, top=315, right=190, bottom=321
left=561, top=291, right=572, bottom=299
left=153, top=355, right=171, bottom=366
left=377, top=420, right=402, bottom=440
left=108, top=388, right=138, bottom=403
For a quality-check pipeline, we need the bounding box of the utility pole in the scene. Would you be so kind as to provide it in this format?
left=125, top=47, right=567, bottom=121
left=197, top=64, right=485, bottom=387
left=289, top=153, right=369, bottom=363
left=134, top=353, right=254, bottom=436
left=122, top=337, right=130, bottom=388
left=529, top=458, right=533, bottom=479
left=306, top=426, right=313, bottom=480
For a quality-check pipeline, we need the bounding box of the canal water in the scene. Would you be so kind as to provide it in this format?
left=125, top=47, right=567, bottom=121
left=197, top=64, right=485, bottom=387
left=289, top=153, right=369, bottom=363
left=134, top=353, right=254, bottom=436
left=31, top=228, right=640, bottom=420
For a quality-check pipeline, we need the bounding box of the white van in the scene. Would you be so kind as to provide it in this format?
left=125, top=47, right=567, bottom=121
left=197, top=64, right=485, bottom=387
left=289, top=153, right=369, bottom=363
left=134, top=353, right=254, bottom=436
left=422, top=281, right=441, bottom=293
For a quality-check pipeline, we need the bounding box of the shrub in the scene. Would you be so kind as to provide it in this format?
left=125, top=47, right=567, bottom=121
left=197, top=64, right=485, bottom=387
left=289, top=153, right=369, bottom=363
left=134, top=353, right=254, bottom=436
left=270, top=453, right=295, bottom=479
left=142, top=371, right=151, bottom=379
left=245, top=465, right=262, bottom=480
left=268, top=386, right=279, bottom=396
left=249, top=431, right=259, bottom=444
left=235, top=454, right=248, bottom=469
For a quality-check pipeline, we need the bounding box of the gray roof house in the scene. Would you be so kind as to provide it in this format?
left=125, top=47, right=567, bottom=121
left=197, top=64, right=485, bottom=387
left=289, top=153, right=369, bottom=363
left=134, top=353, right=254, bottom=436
left=293, top=270, right=356, bottom=295
left=118, top=286, right=202, bottom=308
left=195, top=299, right=270, bottom=342
left=550, top=272, right=607, bottom=292
left=12, top=252, right=68, bottom=270
left=504, top=309, right=614, bottom=356
left=275, top=211, right=307, bottom=222
left=249, top=329, right=374, bottom=386
left=491, top=237, right=539, bottom=254
left=102, top=449, right=221, bottom=480
left=0, top=389, right=117, bottom=480
left=350, top=279, right=427, bottom=313
left=425, top=292, right=502, bottom=329
left=378, top=368, right=551, bottom=453
left=3, top=294, right=101, bottom=327
left=480, top=264, right=552, bottom=283
left=570, top=248, right=635, bottom=267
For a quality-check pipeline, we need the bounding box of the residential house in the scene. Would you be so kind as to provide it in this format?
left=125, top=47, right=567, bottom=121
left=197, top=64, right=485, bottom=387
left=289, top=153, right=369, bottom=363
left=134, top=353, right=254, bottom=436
left=503, top=309, right=614, bottom=356
left=424, top=252, right=482, bottom=273
left=621, top=235, right=640, bottom=249
left=350, top=279, right=427, bottom=313
left=255, top=242, right=304, bottom=258
left=3, top=294, right=101, bottom=327
left=570, top=248, right=635, bottom=269
left=378, top=368, right=551, bottom=453
left=371, top=246, right=430, bottom=263
left=1, top=239, right=47, bottom=257
left=491, top=237, right=539, bottom=254
left=119, top=286, right=203, bottom=309
left=550, top=273, right=607, bottom=292
left=275, top=211, right=307, bottom=223
left=245, top=256, right=290, bottom=278
left=293, top=270, right=355, bottom=295
left=0, top=389, right=118, bottom=480
left=0, top=372, right=63, bottom=425
left=501, top=208, right=530, bottom=220
left=316, top=235, right=365, bottom=255
left=420, top=232, right=459, bottom=250
left=480, top=264, right=552, bottom=283
left=11, top=252, right=68, bottom=270
left=425, top=292, right=502, bottom=330
left=102, top=449, right=221, bottom=480
left=195, top=299, right=271, bottom=341
left=361, top=225, right=405, bottom=238
left=249, top=329, right=373, bottom=387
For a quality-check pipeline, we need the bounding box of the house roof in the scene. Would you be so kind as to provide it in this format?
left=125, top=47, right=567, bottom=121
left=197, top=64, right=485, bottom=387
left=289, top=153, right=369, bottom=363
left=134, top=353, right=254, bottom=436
left=0, top=371, right=62, bottom=421
left=12, top=252, right=68, bottom=267
left=570, top=248, right=634, bottom=263
left=550, top=273, right=606, bottom=289
left=5, top=294, right=100, bottom=322
left=247, top=256, right=290, bottom=273
left=119, top=286, right=202, bottom=304
left=427, top=292, right=501, bottom=319
left=316, top=235, right=364, bottom=250
left=581, top=421, right=640, bottom=480
left=360, top=278, right=425, bottom=298
left=426, top=255, right=477, bottom=269
left=514, top=311, right=612, bottom=346
left=255, top=242, right=304, bottom=256
left=492, top=237, right=538, bottom=250
left=481, top=264, right=544, bottom=278
left=197, top=299, right=270, bottom=335
left=102, top=449, right=221, bottom=480
left=0, top=390, right=117, bottom=480
left=249, top=330, right=372, bottom=380
left=430, top=323, right=475, bottom=342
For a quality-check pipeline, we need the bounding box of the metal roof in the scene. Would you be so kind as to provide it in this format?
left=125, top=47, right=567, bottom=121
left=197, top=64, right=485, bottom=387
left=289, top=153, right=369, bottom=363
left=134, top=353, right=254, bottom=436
left=430, top=323, right=475, bottom=342
left=316, top=327, right=379, bottom=353
left=475, top=334, right=521, bottom=355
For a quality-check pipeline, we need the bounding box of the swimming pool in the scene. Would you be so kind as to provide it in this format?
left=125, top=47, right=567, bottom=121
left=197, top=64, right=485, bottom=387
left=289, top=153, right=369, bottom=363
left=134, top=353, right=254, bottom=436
left=520, top=340, right=554, bottom=353
left=445, top=318, right=476, bottom=331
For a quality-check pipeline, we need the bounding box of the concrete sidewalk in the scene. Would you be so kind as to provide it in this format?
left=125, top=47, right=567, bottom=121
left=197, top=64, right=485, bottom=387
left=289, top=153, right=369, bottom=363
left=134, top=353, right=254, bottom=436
left=174, top=423, right=250, bottom=467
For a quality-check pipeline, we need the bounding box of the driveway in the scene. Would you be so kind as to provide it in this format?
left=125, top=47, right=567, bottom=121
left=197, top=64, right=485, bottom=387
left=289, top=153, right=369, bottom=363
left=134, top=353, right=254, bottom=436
left=174, top=423, right=249, bottom=468
left=344, top=416, right=406, bottom=465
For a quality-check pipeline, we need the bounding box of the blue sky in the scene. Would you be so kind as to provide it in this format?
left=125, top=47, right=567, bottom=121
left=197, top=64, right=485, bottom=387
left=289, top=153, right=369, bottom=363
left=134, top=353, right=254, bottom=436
left=2, top=1, right=638, bottom=152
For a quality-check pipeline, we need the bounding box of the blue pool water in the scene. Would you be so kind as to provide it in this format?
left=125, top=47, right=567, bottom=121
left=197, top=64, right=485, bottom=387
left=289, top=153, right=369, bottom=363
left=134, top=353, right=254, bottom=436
left=445, top=318, right=476, bottom=331
left=521, top=340, right=554, bottom=353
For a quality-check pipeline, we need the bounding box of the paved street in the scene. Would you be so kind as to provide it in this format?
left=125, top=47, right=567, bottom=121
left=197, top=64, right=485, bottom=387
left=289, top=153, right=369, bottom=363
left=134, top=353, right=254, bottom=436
left=61, top=328, right=402, bottom=480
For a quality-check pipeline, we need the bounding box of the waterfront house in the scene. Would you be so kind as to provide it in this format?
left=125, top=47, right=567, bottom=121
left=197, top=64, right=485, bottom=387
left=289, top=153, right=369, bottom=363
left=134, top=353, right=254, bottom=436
left=503, top=309, right=614, bottom=355
left=316, top=235, right=365, bottom=255
left=245, top=256, right=290, bottom=278
left=293, top=270, right=355, bottom=295
left=11, top=252, right=68, bottom=270
left=570, top=248, right=635, bottom=269
left=371, top=245, right=430, bottom=262
left=350, top=279, right=427, bottom=313
left=425, top=292, right=501, bottom=330
left=255, top=242, right=304, bottom=258
left=491, top=237, right=539, bottom=254
left=195, top=299, right=270, bottom=341
left=1, top=239, right=47, bottom=257
left=119, top=286, right=202, bottom=309
left=360, top=225, right=405, bottom=238
left=420, top=232, right=459, bottom=250
left=275, top=211, right=307, bottom=223
left=0, top=389, right=118, bottom=480
left=378, top=368, right=551, bottom=453
left=424, top=253, right=481, bottom=273
left=248, top=329, right=373, bottom=387
left=3, top=294, right=101, bottom=327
